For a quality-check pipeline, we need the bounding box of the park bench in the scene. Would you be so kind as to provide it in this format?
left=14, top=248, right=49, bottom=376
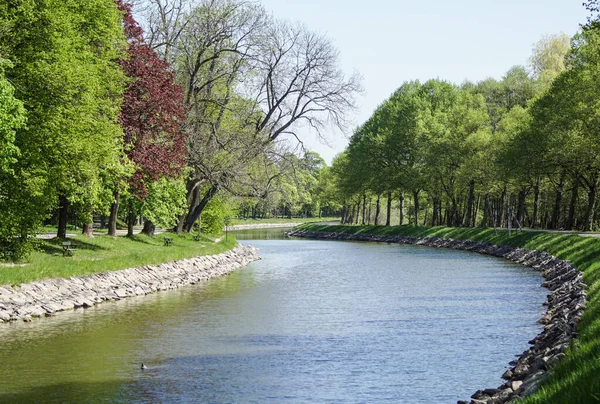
left=62, top=241, right=76, bottom=256
left=163, top=237, right=173, bottom=246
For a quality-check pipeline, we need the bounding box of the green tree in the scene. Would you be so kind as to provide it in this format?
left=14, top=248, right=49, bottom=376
left=0, top=0, right=126, bottom=246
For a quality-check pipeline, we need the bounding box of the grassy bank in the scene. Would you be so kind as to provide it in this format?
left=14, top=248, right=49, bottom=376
left=300, top=224, right=600, bottom=404
left=0, top=233, right=236, bottom=286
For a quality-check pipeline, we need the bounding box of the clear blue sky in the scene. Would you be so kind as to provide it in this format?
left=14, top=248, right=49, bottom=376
left=259, top=0, right=588, bottom=164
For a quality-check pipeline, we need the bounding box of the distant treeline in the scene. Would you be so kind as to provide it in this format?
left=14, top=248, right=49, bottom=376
left=330, top=23, right=600, bottom=232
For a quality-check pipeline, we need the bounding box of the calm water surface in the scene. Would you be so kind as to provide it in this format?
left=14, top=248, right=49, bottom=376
left=0, top=229, right=546, bottom=403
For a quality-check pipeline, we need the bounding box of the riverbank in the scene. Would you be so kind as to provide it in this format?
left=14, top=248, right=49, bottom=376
left=0, top=232, right=238, bottom=286
left=290, top=225, right=596, bottom=404
left=0, top=244, right=259, bottom=323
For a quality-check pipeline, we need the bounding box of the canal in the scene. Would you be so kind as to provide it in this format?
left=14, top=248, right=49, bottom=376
left=0, top=228, right=545, bottom=403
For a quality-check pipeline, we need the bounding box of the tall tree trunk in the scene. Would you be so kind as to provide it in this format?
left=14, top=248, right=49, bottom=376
left=142, top=219, right=155, bottom=237
left=184, top=184, right=219, bottom=232
left=473, top=195, right=480, bottom=227
left=374, top=194, right=381, bottom=225
left=367, top=198, right=372, bottom=225
left=566, top=175, right=579, bottom=230
left=413, top=190, right=420, bottom=226
left=108, top=191, right=120, bottom=237
left=176, top=179, right=199, bottom=234
left=516, top=187, right=527, bottom=226
left=180, top=181, right=201, bottom=233
left=431, top=198, right=438, bottom=226
left=499, top=186, right=507, bottom=228
left=58, top=194, right=69, bottom=240
left=82, top=223, right=94, bottom=238
left=399, top=192, right=404, bottom=225
left=465, top=180, right=475, bottom=227
left=551, top=172, right=566, bottom=230
left=584, top=174, right=599, bottom=231
left=127, top=200, right=136, bottom=237
left=361, top=194, right=367, bottom=225
left=532, top=177, right=541, bottom=228
left=481, top=194, right=490, bottom=227
left=385, top=192, right=392, bottom=226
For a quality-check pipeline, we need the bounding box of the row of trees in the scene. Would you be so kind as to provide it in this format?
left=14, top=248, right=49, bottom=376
left=0, top=0, right=360, bottom=259
left=331, top=23, right=600, bottom=232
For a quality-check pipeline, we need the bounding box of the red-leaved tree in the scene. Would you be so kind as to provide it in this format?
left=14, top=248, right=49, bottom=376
left=109, top=0, right=187, bottom=237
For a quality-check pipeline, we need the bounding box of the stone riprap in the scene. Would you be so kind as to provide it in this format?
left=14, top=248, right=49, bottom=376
left=226, top=223, right=301, bottom=231
left=287, top=229, right=586, bottom=404
left=0, top=244, right=259, bottom=324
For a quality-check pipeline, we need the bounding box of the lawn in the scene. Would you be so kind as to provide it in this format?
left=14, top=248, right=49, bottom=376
left=0, top=232, right=236, bottom=286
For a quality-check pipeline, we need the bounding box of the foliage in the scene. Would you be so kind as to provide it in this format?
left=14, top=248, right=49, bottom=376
left=140, top=177, right=187, bottom=229
left=0, top=0, right=126, bottom=253
left=199, top=194, right=236, bottom=235
left=116, top=0, right=187, bottom=200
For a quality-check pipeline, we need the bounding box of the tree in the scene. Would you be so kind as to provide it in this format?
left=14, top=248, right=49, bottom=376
left=112, top=0, right=187, bottom=237
left=0, top=0, right=127, bottom=241
left=529, top=33, right=571, bottom=91
left=158, top=0, right=362, bottom=232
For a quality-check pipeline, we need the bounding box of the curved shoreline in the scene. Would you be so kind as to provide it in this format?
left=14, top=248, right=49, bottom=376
left=0, top=244, right=259, bottom=324
left=287, top=229, right=586, bottom=404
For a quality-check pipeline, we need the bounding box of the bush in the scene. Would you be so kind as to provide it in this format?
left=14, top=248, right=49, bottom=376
left=0, top=236, right=36, bottom=262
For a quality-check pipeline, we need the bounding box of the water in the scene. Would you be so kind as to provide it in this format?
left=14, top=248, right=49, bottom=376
left=0, top=230, right=546, bottom=403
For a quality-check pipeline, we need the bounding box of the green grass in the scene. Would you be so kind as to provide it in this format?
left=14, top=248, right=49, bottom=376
left=0, top=232, right=236, bottom=286
left=228, top=216, right=339, bottom=226
left=299, top=224, right=600, bottom=404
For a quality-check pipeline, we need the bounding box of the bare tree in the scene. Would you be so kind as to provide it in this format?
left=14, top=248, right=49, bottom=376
left=249, top=21, right=362, bottom=143
left=136, top=0, right=362, bottom=233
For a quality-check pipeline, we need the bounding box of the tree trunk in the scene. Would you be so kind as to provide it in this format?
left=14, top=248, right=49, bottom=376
left=183, top=184, right=219, bottom=232
left=127, top=200, right=136, bottom=237
left=399, top=192, right=404, bottom=225
left=374, top=194, right=381, bottom=225
left=108, top=191, right=120, bottom=237
left=385, top=192, right=392, bottom=226
left=142, top=219, right=155, bottom=238
left=473, top=195, right=480, bottom=227
left=551, top=172, right=566, bottom=230
left=499, top=186, right=507, bottom=228
left=367, top=198, right=372, bottom=225
left=584, top=174, right=599, bottom=231
left=465, top=180, right=475, bottom=227
left=517, top=187, right=526, bottom=226
left=432, top=198, right=439, bottom=226
left=361, top=194, right=367, bottom=225
left=481, top=194, right=490, bottom=227
left=413, top=190, right=420, bottom=226
left=58, top=194, right=69, bottom=240
left=82, top=223, right=94, bottom=238
left=566, top=175, right=579, bottom=230
left=178, top=180, right=201, bottom=233
left=532, top=178, right=541, bottom=228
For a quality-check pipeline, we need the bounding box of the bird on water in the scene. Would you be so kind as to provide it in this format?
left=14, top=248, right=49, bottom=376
left=141, top=363, right=147, bottom=370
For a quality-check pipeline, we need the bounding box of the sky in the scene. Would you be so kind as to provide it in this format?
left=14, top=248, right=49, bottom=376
left=259, top=0, right=589, bottom=165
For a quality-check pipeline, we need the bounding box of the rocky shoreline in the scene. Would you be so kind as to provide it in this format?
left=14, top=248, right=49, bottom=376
left=0, top=244, right=259, bottom=324
left=287, top=229, right=586, bottom=404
